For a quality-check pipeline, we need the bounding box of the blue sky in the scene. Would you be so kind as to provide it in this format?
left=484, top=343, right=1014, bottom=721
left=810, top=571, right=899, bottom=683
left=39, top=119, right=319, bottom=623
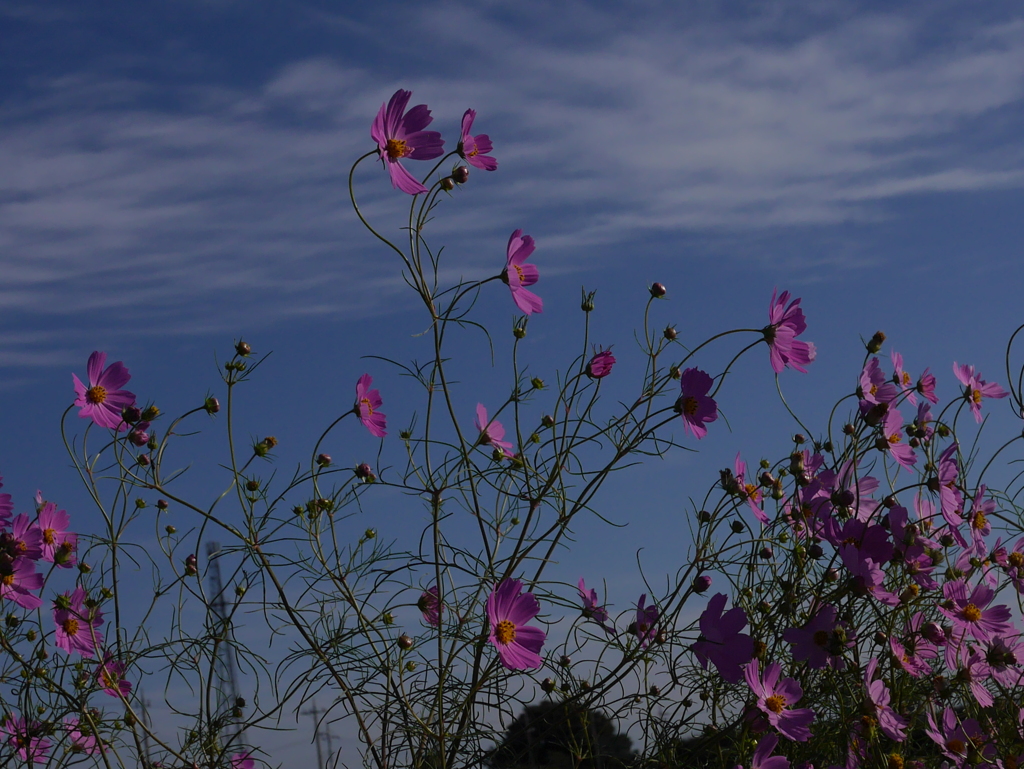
left=2, top=0, right=1024, bottom=764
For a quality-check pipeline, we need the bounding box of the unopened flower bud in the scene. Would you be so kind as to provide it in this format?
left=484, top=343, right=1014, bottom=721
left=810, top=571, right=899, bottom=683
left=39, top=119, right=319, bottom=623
left=663, top=326, right=677, bottom=341
left=166, top=525, right=176, bottom=534
left=140, top=405, right=160, bottom=421
left=697, top=510, right=712, bottom=523
left=874, top=631, right=887, bottom=645
left=137, top=454, right=151, bottom=467
left=759, top=547, right=774, bottom=560
left=825, top=568, right=839, bottom=582
left=807, top=543, right=824, bottom=559
left=559, top=655, right=572, bottom=667
left=156, top=499, right=168, bottom=510
left=793, top=433, right=806, bottom=445
left=922, top=622, right=945, bottom=644
left=730, top=520, right=744, bottom=533
left=655, top=630, right=667, bottom=645
left=531, top=377, right=544, bottom=390
left=440, top=177, right=455, bottom=191
left=843, top=423, right=855, bottom=435
left=692, top=575, right=712, bottom=593
left=649, top=282, right=666, bottom=298
left=355, top=463, right=376, bottom=481
left=184, top=554, right=198, bottom=576
left=204, top=396, right=221, bottom=414
left=513, top=323, right=527, bottom=339
left=452, top=166, right=469, bottom=184
left=397, top=634, right=413, bottom=650
left=867, top=330, right=886, bottom=354
left=541, top=415, right=555, bottom=428
left=235, top=340, right=252, bottom=356
left=649, top=685, right=660, bottom=696
left=316, top=453, right=332, bottom=467
left=364, top=528, right=376, bottom=540
left=581, top=288, right=596, bottom=313
left=235, top=584, right=246, bottom=597
left=122, top=406, right=142, bottom=424
left=541, top=677, right=556, bottom=693
left=245, top=479, right=260, bottom=492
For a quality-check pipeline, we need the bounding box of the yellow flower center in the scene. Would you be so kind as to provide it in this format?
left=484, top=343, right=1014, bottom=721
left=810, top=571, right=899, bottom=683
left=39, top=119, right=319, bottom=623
left=972, top=511, right=987, bottom=530
left=946, top=738, right=965, bottom=755
left=101, top=670, right=119, bottom=689
left=743, top=483, right=758, bottom=499
left=869, top=384, right=878, bottom=396
left=494, top=619, right=516, bottom=645
left=62, top=618, right=80, bottom=636
left=888, top=753, right=904, bottom=769
left=43, top=528, right=56, bottom=545
left=359, top=397, right=374, bottom=416
left=764, top=694, right=786, bottom=714
left=681, top=396, right=699, bottom=416
left=385, top=138, right=409, bottom=160
left=961, top=603, right=982, bottom=622
left=971, top=388, right=983, bottom=405
left=468, top=147, right=479, bottom=157
left=86, top=385, right=107, bottom=404
left=1009, top=552, right=1024, bottom=568
left=901, top=372, right=912, bottom=386
left=1, top=574, right=14, bottom=586
left=513, top=265, right=525, bottom=282
left=888, top=431, right=902, bottom=445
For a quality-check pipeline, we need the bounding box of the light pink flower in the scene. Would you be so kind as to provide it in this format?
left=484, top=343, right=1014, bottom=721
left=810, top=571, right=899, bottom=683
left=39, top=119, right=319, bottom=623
left=953, top=362, right=1008, bottom=423
left=475, top=404, right=513, bottom=455
left=37, top=502, right=77, bottom=567
left=486, top=579, right=545, bottom=670
left=354, top=374, right=386, bottom=438
left=458, top=109, right=497, bottom=171
left=54, top=587, right=103, bottom=657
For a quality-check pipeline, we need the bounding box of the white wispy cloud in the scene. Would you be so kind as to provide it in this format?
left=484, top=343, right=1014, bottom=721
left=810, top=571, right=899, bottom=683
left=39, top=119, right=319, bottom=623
left=1, top=2, right=1022, bottom=353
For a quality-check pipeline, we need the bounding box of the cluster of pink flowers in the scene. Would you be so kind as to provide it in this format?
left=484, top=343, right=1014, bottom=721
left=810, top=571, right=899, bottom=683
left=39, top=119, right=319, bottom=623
left=0, top=488, right=77, bottom=609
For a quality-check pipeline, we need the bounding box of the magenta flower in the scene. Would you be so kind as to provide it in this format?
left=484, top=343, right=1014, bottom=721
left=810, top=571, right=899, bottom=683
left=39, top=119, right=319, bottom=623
left=231, top=752, right=256, bottom=769
left=878, top=408, right=916, bottom=470
left=864, top=658, right=908, bottom=741
left=936, top=443, right=964, bottom=528
left=0, top=476, right=12, bottom=526
left=37, top=502, right=76, bottom=567
left=676, top=368, right=718, bottom=440
left=458, top=109, right=497, bottom=171
left=354, top=374, right=386, bottom=438
left=95, top=656, right=132, bottom=698
left=577, top=578, right=613, bottom=635
left=72, top=351, right=135, bottom=431
left=585, top=349, right=616, bottom=379
left=738, top=733, right=790, bottom=769
left=418, top=585, right=442, bottom=627
left=691, top=593, right=754, bottom=684
left=54, top=587, right=103, bottom=657
left=744, top=659, right=814, bottom=742
left=916, top=366, right=938, bottom=404
left=0, top=557, right=43, bottom=609
left=891, top=351, right=917, bottom=405
left=631, top=594, right=659, bottom=648
left=764, top=289, right=816, bottom=374
left=859, top=357, right=898, bottom=410
left=4, top=513, right=43, bottom=561
left=65, top=717, right=102, bottom=755
left=983, top=635, right=1024, bottom=687
left=734, top=454, right=768, bottom=525
left=502, top=229, right=542, bottom=315
left=370, top=89, right=444, bottom=195
left=926, top=707, right=994, bottom=766
left=953, top=362, right=1008, bottom=423
left=939, top=579, right=1012, bottom=643
left=782, top=604, right=850, bottom=670
left=474, top=403, right=514, bottom=455
left=486, top=578, right=545, bottom=670
left=2, top=715, right=51, bottom=764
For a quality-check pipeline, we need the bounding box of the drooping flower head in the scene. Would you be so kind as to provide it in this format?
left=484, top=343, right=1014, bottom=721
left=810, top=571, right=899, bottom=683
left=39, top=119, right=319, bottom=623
left=953, top=362, right=1009, bottom=423
left=763, top=289, right=816, bottom=374
left=744, top=659, right=815, bottom=742
left=54, top=587, right=103, bottom=657
left=2, top=715, right=51, bottom=764
left=475, top=403, right=514, bottom=455
left=73, top=351, right=136, bottom=431
left=370, top=89, right=444, bottom=195
left=577, top=578, right=614, bottom=634
left=675, top=368, right=718, bottom=440
left=418, top=585, right=442, bottom=627
left=501, top=229, right=542, bottom=315
left=354, top=374, right=387, bottom=438
left=864, top=658, right=908, bottom=742
left=37, top=502, right=77, bottom=567
left=631, top=594, right=659, bottom=648
left=458, top=109, right=497, bottom=171
left=486, top=578, right=545, bottom=670
left=95, top=656, right=132, bottom=698
left=691, top=593, right=754, bottom=684
left=585, top=349, right=616, bottom=379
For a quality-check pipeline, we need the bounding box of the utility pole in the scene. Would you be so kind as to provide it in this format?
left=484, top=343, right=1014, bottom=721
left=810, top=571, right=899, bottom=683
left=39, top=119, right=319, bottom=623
left=140, top=695, right=153, bottom=768
left=302, top=700, right=338, bottom=768
left=205, top=542, right=244, bottom=744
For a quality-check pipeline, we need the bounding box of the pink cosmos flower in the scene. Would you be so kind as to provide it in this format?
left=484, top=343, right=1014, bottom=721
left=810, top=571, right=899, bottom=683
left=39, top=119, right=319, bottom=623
left=585, top=349, right=615, bottom=379
left=859, top=357, right=898, bottom=411
left=65, top=717, right=102, bottom=755
left=782, top=603, right=850, bottom=670
left=0, top=476, right=12, bottom=525
left=458, top=109, right=497, bottom=171
left=54, top=587, right=103, bottom=657
left=691, top=593, right=754, bottom=684
left=95, top=656, right=132, bottom=697
left=936, top=443, right=964, bottom=529
left=37, top=502, right=77, bottom=567
left=371, top=89, right=444, bottom=195
left=953, top=362, right=1008, bottom=423
left=231, top=752, right=256, bottom=769
left=764, top=289, right=816, bottom=374
left=926, top=707, right=994, bottom=766
left=73, top=351, right=136, bottom=431
left=0, top=557, right=43, bottom=609
left=5, top=513, right=43, bottom=561
left=735, top=733, right=790, bottom=769
left=631, top=594, right=659, bottom=648
left=939, top=579, right=1012, bottom=643
left=418, top=585, right=442, bottom=627
left=983, top=635, right=1024, bottom=687
left=734, top=454, right=768, bottom=525
left=878, top=408, right=916, bottom=470
left=864, top=658, right=908, bottom=741
left=474, top=404, right=514, bottom=455
left=577, top=578, right=613, bottom=635
left=2, top=715, right=51, bottom=763
left=890, top=351, right=917, bottom=405
left=744, top=659, right=814, bottom=742
left=676, top=368, right=718, bottom=440
left=486, top=578, right=545, bottom=670
left=354, top=374, right=386, bottom=438
left=502, top=229, right=542, bottom=315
